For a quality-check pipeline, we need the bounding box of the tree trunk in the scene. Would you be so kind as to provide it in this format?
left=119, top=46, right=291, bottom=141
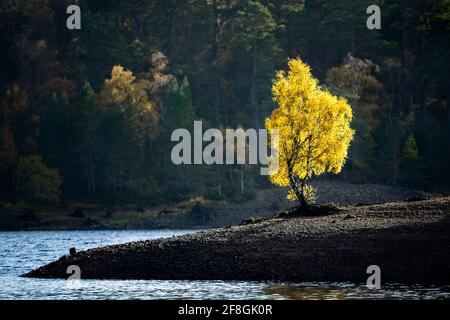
left=212, top=0, right=221, bottom=125
left=400, top=28, right=411, bottom=114
left=164, top=1, right=176, bottom=57
left=250, top=43, right=259, bottom=128
left=14, top=169, right=19, bottom=203
left=447, top=92, right=450, bottom=134
left=88, top=143, right=96, bottom=194
left=288, top=167, right=307, bottom=209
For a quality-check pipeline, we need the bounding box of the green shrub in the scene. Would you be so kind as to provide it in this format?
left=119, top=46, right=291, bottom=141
left=17, top=155, right=62, bottom=204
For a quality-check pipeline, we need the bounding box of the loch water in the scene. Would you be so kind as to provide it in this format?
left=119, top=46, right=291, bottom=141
left=0, top=230, right=449, bottom=300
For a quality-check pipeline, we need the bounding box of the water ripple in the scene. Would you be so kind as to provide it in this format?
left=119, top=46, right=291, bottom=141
left=0, top=230, right=449, bottom=300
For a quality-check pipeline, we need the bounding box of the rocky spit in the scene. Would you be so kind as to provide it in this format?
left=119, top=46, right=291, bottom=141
left=23, top=197, right=450, bottom=284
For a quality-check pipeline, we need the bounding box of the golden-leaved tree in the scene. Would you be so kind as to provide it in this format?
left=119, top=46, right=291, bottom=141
left=265, top=58, right=354, bottom=208
left=100, top=65, right=160, bottom=141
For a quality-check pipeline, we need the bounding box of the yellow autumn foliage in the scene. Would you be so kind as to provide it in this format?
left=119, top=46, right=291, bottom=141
left=100, top=65, right=159, bottom=139
left=265, top=58, right=354, bottom=206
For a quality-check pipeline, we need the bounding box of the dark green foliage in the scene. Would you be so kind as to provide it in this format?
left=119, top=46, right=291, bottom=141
left=163, top=77, right=195, bottom=133
left=1, top=0, right=450, bottom=208
left=17, top=155, right=61, bottom=204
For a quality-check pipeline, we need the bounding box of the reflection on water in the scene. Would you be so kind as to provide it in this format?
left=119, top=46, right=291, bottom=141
left=265, top=283, right=450, bottom=300
left=0, top=230, right=449, bottom=300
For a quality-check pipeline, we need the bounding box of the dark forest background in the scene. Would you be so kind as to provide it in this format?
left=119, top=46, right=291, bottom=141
left=1, top=0, right=450, bottom=207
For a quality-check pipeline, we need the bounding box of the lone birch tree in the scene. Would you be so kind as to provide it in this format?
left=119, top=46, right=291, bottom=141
left=265, top=58, right=354, bottom=208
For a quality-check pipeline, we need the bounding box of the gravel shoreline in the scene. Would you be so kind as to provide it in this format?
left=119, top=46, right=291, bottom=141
left=23, top=197, right=450, bottom=284
left=1, top=181, right=434, bottom=231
